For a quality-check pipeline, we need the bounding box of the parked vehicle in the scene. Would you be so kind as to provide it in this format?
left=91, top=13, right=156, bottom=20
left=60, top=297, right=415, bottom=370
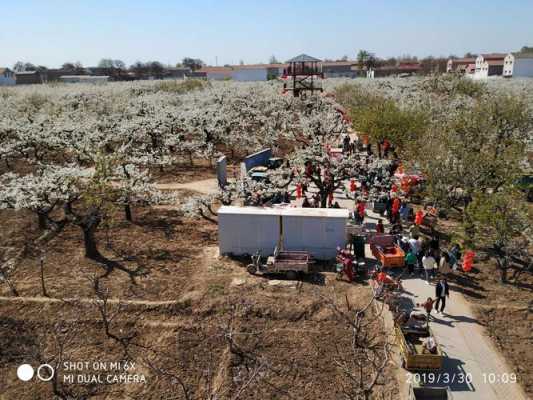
left=396, top=323, right=443, bottom=371
left=267, top=157, right=284, bottom=169
left=408, top=385, right=452, bottom=400
left=369, top=234, right=405, bottom=268
left=247, top=247, right=313, bottom=280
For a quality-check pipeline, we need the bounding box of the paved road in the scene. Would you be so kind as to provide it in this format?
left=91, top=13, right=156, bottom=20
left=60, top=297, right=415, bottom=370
left=359, top=208, right=528, bottom=400
left=397, top=277, right=528, bottom=400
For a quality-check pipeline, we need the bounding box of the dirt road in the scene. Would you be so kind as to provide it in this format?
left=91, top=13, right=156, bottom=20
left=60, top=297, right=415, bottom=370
left=156, top=178, right=219, bottom=195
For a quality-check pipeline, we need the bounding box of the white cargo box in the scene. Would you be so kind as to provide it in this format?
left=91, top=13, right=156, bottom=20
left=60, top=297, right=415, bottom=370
left=218, top=206, right=348, bottom=260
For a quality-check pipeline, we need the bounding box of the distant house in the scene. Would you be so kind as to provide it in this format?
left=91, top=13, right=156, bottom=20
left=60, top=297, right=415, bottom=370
left=187, top=71, right=207, bottom=79
left=59, top=75, right=109, bottom=84
left=231, top=64, right=286, bottom=81
left=397, top=62, right=421, bottom=75
left=0, top=68, right=15, bottom=86
left=473, top=53, right=505, bottom=79
left=198, top=66, right=233, bottom=80
left=322, top=61, right=358, bottom=78
left=503, top=52, right=533, bottom=78
left=446, top=57, right=476, bottom=73
left=365, top=62, right=421, bottom=78
left=15, top=71, right=43, bottom=85
left=164, top=67, right=191, bottom=80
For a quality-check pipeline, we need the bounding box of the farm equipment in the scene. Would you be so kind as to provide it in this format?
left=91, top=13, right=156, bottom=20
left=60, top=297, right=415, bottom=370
left=408, top=386, right=453, bottom=400
left=396, top=323, right=443, bottom=371
left=369, top=234, right=405, bottom=268
left=247, top=247, right=313, bottom=280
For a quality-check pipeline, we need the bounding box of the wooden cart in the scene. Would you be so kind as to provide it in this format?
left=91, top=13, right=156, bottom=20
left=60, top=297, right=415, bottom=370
left=396, top=323, right=443, bottom=371
left=247, top=247, right=313, bottom=280
left=369, top=234, right=405, bottom=268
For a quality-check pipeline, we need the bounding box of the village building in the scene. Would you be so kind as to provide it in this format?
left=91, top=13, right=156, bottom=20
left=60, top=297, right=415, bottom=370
left=503, top=52, right=533, bottom=78
left=446, top=57, right=476, bottom=73
left=322, top=61, right=359, bottom=78
left=15, top=70, right=43, bottom=85
left=0, top=68, right=16, bottom=86
left=198, top=66, right=233, bottom=80
left=231, top=63, right=286, bottom=81
left=473, top=53, right=506, bottom=79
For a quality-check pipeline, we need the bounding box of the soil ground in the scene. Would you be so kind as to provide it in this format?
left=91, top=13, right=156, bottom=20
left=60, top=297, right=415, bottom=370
left=0, top=174, right=398, bottom=399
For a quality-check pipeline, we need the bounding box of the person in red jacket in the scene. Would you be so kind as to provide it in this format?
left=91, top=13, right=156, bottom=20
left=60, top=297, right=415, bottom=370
left=415, top=209, right=424, bottom=226
left=383, top=139, right=391, bottom=158
left=357, top=200, right=366, bottom=221
left=391, top=197, right=401, bottom=224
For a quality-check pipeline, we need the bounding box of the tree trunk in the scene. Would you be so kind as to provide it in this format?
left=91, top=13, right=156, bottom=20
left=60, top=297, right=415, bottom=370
left=495, top=246, right=508, bottom=283
left=38, top=213, right=48, bottom=230
left=497, top=257, right=508, bottom=283
left=82, top=216, right=102, bottom=259
left=320, top=191, right=328, bottom=208
left=125, top=203, right=132, bottom=222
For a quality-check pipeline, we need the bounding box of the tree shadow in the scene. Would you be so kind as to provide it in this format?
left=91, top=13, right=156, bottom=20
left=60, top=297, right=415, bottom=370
left=89, top=254, right=149, bottom=291
left=413, top=357, right=477, bottom=393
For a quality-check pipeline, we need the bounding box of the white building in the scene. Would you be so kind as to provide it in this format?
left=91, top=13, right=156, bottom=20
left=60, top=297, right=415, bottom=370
left=0, top=68, right=15, bottom=86
left=198, top=66, right=233, bottom=80
left=503, top=52, right=533, bottom=78
left=218, top=206, right=349, bottom=259
left=231, top=64, right=285, bottom=81
left=473, top=53, right=505, bottom=79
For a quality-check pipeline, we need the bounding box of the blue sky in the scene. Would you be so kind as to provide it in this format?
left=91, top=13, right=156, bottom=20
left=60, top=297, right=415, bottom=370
left=1, top=0, right=532, bottom=68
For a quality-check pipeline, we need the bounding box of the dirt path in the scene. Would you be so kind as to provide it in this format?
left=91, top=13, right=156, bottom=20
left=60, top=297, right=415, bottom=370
left=0, top=295, right=181, bottom=306
left=156, top=178, right=219, bottom=195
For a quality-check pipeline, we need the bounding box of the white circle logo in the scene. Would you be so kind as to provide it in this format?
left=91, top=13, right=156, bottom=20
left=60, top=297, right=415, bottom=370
left=37, top=364, right=55, bottom=382
left=17, top=364, right=34, bottom=381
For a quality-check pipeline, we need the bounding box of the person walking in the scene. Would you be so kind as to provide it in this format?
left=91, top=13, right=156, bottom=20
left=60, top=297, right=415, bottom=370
left=435, top=278, right=450, bottom=314
left=418, top=297, right=435, bottom=326
left=439, top=251, right=451, bottom=274
left=408, top=234, right=422, bottom=270
left=405, top=249, right=417, bottom=275
left=422, top=251, right=437, bottom=284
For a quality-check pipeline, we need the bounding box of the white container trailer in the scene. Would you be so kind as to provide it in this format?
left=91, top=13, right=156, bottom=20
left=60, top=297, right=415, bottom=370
left=218, top=206, right=348, bottom=259
left=218, top=207, right=280, bottom=257
left=281, top=208, right=348, bottom=259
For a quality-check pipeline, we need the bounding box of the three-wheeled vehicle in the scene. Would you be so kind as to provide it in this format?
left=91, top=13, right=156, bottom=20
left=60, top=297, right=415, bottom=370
left=396, top=323, right=444, bottom=371
left=369, top=234, right=405, bottom=268
left=247, top=246, right=313, bottom=280
left=408, top=385, right=453, bottom=400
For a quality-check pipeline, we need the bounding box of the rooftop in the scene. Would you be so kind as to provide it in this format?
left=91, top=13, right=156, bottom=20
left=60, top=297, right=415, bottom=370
left=449, top=57, right=476, bottom=64
left=286, top=54, right=322, bottom=63
left=218, top=205, right=349, bottom=218
left=480, top=53, right=506, bottom=60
